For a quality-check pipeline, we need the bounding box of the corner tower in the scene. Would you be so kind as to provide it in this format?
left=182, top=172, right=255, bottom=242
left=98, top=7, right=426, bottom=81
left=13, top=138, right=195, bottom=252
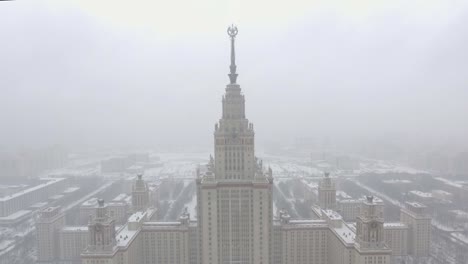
left=355, top=196, right=391, bottom=264
left=197, top=25, right=273, bottom=264
left=132, top=173, right=150, bottom=212
left=318, top=172, right=336, bottom=210
left=81, top=199, right=118, bottom=263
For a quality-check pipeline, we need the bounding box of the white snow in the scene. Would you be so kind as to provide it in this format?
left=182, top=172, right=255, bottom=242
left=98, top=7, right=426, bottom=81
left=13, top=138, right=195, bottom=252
left=185, top=194, right=197, bottom=220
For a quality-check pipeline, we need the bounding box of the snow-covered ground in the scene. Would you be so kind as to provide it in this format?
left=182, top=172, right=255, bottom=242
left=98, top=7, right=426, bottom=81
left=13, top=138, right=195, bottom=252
left=435, top=177, right=468, bottom=189
left=357, top=159, right=429, bottom=175
left=185, top=193, right=197, bottom=219
left=145, top=153, right=209, bottom=180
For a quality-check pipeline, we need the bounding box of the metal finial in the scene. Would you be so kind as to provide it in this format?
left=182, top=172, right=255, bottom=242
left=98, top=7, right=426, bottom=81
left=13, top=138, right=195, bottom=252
left=227, top=24, right=238, bottom=38
left=227, top=24, right=238, bottom=84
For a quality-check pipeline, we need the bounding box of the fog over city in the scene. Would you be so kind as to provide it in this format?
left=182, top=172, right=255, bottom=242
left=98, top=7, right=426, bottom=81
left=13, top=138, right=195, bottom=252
left=1, top=0, right=467, bottom=151
left=1, top=1, right=468, bottom=264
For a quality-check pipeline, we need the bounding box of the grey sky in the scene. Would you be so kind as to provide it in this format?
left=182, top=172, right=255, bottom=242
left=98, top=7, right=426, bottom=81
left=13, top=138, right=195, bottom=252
left=1, top=0, right=467, bottom=151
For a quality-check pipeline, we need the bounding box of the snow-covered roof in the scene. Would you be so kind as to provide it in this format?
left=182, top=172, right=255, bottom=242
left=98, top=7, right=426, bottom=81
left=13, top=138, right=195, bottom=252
left=0, top=178, right=66, bottom=202
left=112, top=193, right=129, bottom=202
left=322, top=209, right=342, bottom=220
left=409, top=190, right=432, bottom=198
left=282, top=220, right=328, bottom=229
left=141, top=221, right=188, bottom=232
left=49, top=194, right=64, bottom=200
left=332, top=223, right=356, bottom=245
left=449, top=210, right=468, bottom=219
left=432, top=189, right=452, bottom=195
left=451, top=232, right=468, bottom=246
left=30, top=202, right=48, bottom=209
left=116, top=225, right=139, bottom=248
left=61, top=226, right=88, bottom=232
left=383, top=179, right=412, bottom=184
left=435, top=177, right=465, bottom=189
left=384, top=222, right=408, bottom=229
left=81, top=198, right=98, bottom=207
left=63, top=187, right=80, bottom=194
left=128, top=211, right=146, bottom=222
left=338, top=199, right=362, bottom=204
left=336, top=191, right=351, bottom=199
left=406, top=201, right=426, bottom=208
left=0, top=210, right=31, bottom=220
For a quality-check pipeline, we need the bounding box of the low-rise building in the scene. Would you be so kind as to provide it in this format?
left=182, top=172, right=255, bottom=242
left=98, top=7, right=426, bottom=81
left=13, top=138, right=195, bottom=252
left=0, top=177, right=67, bottom=217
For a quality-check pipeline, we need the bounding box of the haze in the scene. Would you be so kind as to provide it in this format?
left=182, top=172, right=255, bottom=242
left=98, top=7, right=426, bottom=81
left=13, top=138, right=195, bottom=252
left=1, top=0, right=467, bottom=152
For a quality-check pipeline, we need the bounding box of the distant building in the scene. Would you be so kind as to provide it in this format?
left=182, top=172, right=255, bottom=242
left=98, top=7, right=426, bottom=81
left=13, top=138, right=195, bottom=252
left=408, top=190, right=433, bottom=203
left=318, top=172, right=336, bottom=210
left=452, top=152, right=468, bottom=175
left=337, top=199, right=362, bottom=221
left=384, top=222, right=408, bottom=256
left=100, top=153, right=150, bottom=174
left=132, top=174, right=150, bottom=212
left=81, top=199, right=119, bottom=263
left=0, top=146, right=67, bottom=179
left=141, top=212, right=191, bottom=264
left=0, top=177, right=67, bottom=217
left=36, top=206, right=65, bottom=263
left=276, top=210, right=329, bottom=264
left=333, top=155, right=360, bottom=171
left=101, top=156, right=132, bottom=173
left=400, top=202, right=431, bottom=258
left=59, top=226, right=88, bottom=263
left=80, top=195, right=130, bottom=225
left=431, top=189, right=453, bottom=202
left=354, top=196, right=391, bottom=264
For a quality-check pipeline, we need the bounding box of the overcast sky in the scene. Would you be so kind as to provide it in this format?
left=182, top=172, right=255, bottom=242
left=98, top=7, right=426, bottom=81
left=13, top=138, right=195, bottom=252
left=0, top=0, right=467, bottom=152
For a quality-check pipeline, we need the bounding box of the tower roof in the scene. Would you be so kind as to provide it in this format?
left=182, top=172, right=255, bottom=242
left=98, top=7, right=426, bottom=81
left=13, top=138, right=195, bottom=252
left=227, top=24, right=239, bottom=84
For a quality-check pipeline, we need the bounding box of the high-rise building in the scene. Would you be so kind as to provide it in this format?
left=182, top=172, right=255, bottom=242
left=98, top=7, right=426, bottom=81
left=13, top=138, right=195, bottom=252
left=318, top=172, right=336, bottom=210
left=337, top=199, right=362, bottom=221
left=36, top=206, right=66, bottom=263
left=132, top=174, right=150, bottom=212
left=354, top=196, right=391, bottom=264
left=196, top=25, right=274, bottom=264
left=400, top=201, right=431, bottom=258
left=384, top=222, right=409, bottom=257
left=0, top=177, right=67, bottom=217
left=81, top=199, right=118, bottom=263
left=59, top=226, right=89, bottom=263
left=32, top=25, right=435, bottom=264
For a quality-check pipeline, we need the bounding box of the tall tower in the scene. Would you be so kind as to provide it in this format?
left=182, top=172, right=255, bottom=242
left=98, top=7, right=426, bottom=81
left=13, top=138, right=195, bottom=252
left=400, top=201, right=431, bottom=258
left=355, top=196, right=391, bottom=264
left=356, top=196, right=385, bottom=247
left=36, top=206, right=65, bottom=263
left=318, top=172, right=336, bottom=210
left=214, top=25, right=255, bottom=181
left=197, top=25, right=274, bottom=264
left=132, top=173, right=150, bottom=212
left=81, top=199, right=117, bottom=262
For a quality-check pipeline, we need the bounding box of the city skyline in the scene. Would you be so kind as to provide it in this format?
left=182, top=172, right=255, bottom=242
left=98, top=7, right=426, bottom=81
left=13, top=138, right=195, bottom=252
left=0, top=1, right=467, bottom=264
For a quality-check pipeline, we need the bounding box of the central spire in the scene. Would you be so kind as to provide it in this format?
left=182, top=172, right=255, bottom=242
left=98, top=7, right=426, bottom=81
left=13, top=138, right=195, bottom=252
left=227, top=24, right=238, bottom=84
